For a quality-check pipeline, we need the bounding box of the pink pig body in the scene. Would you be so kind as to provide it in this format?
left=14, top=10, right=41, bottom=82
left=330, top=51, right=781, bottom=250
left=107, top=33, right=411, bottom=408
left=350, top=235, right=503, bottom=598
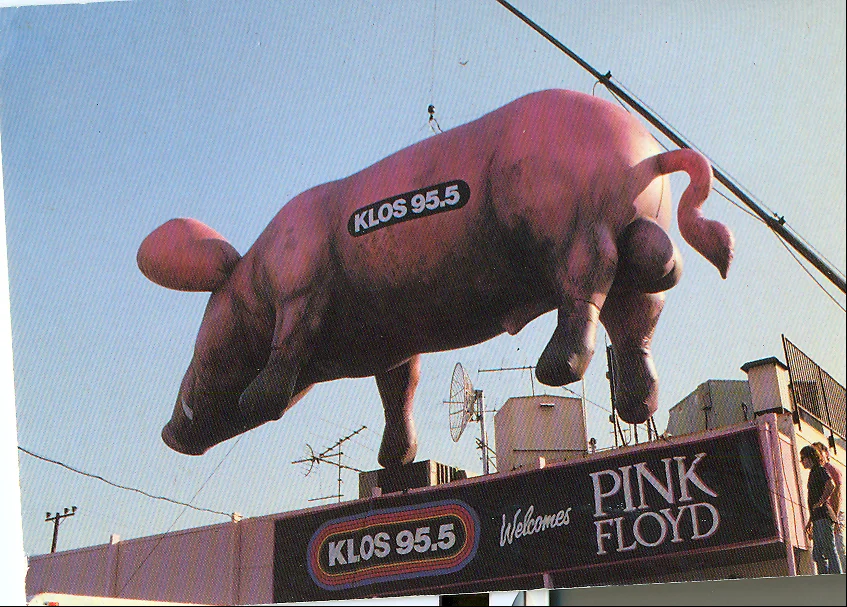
left=138, top=90, right=733, bottom=466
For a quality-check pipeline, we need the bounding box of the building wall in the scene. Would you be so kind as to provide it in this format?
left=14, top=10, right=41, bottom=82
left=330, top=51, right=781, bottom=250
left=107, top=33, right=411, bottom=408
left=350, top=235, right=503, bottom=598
left=25, top=418, right=804, bottom=604
left=28, top=357, right=839, bottom=603
left=26, top=543, right=115, bottom=598
left=494, top=395, right=586, bottom=473
left=665, top=380, right=752, bottom=437
left=26, top=517, right=278, bottom=605
left=234, top=517, right=275, bottom=605
left=665, top=357, right=845, bottom=570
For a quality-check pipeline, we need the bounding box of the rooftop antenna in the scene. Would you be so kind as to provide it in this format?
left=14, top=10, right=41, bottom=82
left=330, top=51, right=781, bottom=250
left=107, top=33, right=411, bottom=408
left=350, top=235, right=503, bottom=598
left=478, top=364, right=536, bottom=396
left=292, top=426, right=366, bottom=503
left=446, top=363, right=494, bottom=474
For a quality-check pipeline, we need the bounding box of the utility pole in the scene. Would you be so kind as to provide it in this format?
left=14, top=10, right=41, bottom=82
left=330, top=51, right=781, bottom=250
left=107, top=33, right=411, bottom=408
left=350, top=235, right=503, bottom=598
left=45, top=506, right=77, bottom=553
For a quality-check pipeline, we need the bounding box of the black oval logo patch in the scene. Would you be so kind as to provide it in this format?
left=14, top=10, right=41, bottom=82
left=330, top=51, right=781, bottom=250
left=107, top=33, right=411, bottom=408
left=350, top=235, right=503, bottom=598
left=347, top=180, right=470, bottom=237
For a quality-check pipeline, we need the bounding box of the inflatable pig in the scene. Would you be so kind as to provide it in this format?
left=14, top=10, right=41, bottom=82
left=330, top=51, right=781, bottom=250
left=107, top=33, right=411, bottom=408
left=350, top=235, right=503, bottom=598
left=138, top=89, right=733, bottom=467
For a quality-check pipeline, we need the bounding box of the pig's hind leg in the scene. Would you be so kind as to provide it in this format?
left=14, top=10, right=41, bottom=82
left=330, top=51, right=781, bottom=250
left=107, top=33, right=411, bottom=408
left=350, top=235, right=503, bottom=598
left=535, top=223, right=618, bottom=387
left=599, top=289, right=664, bottom=424
left=375, top=355, right=420, bottom=468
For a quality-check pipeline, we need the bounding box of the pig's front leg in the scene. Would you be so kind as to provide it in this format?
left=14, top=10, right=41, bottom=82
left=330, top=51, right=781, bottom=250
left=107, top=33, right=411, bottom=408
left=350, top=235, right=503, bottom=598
left=236, top=294, right=317, bottom=427
left=535, top=224, right=617, bottom=386
left=237, top=219, right=333, bottom=428
left=599, top=289, right=664, bottom=424
left=375, top=356, right=420, bottom=468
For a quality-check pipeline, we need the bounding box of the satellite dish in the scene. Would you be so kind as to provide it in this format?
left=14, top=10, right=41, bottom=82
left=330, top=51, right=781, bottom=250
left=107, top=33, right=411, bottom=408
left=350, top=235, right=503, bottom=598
left=445, top=362, right=492, bottom=474
left=447, top=362, right=476, bottom=442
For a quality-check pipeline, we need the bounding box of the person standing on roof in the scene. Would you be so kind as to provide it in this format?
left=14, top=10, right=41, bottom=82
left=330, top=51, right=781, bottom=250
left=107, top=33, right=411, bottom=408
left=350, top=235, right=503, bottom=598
left=801, top=445, right=842, bottom=574
left=813, top=442, right=845, bottom=566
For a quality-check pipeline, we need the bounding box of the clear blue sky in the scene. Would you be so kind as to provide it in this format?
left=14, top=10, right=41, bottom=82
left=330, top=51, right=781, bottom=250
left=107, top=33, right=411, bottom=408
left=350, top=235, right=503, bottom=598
left=1, top=0, right=844, bottom=578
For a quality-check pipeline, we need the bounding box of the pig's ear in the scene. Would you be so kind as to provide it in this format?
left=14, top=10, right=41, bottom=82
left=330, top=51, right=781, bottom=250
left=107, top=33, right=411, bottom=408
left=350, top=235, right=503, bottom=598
left=137, top=218, right=241, bottom=292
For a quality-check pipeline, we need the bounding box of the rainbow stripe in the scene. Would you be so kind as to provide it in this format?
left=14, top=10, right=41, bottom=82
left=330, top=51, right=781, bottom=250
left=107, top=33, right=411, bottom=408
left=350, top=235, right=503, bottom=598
left=306, top=500, right=480, bottom=590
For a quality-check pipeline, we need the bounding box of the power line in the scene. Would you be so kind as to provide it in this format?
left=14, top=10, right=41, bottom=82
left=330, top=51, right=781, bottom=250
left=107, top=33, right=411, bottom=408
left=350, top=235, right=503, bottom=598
left=776, top=238, right=846, bottom=313
left=18, top=446, right=231, bottom=518
left=117, top=435, right=243, bottom=597
left=559, top=385, right=611, bottom=415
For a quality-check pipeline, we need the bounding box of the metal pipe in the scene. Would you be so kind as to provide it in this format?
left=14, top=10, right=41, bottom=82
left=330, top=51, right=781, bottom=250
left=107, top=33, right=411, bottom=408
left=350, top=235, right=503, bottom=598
left=766, top=414, right=797, bottom=576
left=494, top=0, right=846, bottom=293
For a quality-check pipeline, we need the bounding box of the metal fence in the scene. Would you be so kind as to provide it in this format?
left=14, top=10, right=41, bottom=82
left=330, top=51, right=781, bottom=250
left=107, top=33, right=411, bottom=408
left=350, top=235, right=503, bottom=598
left=783, top=335, right=846, bottom=439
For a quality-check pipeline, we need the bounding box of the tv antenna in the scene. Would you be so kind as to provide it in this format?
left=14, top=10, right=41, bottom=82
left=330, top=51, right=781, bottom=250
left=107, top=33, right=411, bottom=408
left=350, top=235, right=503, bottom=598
left=292, top=425, right=366, bottom=503
left=478, top=365, right=536, bottom=396
left=445, top=363, right=494, bottom=475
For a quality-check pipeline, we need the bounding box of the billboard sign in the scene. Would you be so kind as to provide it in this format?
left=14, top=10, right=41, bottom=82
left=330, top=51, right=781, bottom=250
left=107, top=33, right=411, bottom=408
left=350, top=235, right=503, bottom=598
left=274, top=425, right=781, bottom=601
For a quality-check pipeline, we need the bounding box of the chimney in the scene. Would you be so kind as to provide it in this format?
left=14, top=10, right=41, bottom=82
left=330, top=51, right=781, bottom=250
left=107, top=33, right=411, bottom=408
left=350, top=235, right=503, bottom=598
left=740, top=357, right=792, bottom=416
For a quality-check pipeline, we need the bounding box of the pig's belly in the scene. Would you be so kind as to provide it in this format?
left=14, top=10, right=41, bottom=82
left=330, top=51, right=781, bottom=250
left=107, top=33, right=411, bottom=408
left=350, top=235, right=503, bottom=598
left=300, top=272, right=556, bottom=383
left=299, top=190, right=559, bottom=383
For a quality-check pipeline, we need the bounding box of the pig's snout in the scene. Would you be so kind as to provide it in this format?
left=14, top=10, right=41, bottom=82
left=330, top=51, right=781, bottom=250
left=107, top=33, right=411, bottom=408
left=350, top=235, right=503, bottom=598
left=161, top=368, right=216, bottom=455
left=161, top=363, right=279, bottom=456
left=162, top=390, right=209, bottom=455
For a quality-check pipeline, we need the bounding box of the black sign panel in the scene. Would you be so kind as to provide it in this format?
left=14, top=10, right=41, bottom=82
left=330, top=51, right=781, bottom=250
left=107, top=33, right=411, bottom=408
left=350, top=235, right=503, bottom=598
left=273, top=426, right=780, bottom=601
left=347, top=180, right=470, bottom=237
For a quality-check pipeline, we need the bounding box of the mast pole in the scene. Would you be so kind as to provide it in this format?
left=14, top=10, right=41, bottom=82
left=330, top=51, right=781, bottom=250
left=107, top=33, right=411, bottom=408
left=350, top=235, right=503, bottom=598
left=495, top=0, right=846, bottom=293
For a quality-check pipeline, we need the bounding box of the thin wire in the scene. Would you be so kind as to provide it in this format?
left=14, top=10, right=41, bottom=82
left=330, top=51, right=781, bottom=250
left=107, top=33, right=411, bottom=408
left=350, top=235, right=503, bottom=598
left=429, top=0, right=437, bottom=101
left=17, top=446, right=230, bottom=517
left=713, top=186, right=768, bottom=223
left=783, top=224, right=846, bottom=282
left=611, top=72, right=847, bottom=281
left=594, top=79, right=630, bottom=113
left=610, top=77, right=788, bottom=217
left=603, top=85, right=765, bottom=226
left=652, top=133, right=768, bottom=225
left=559, top=385, right=612, bottom=414
left=776, top=238, right=846, bottom=313
left=117, top=435, right=243, bottom=596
